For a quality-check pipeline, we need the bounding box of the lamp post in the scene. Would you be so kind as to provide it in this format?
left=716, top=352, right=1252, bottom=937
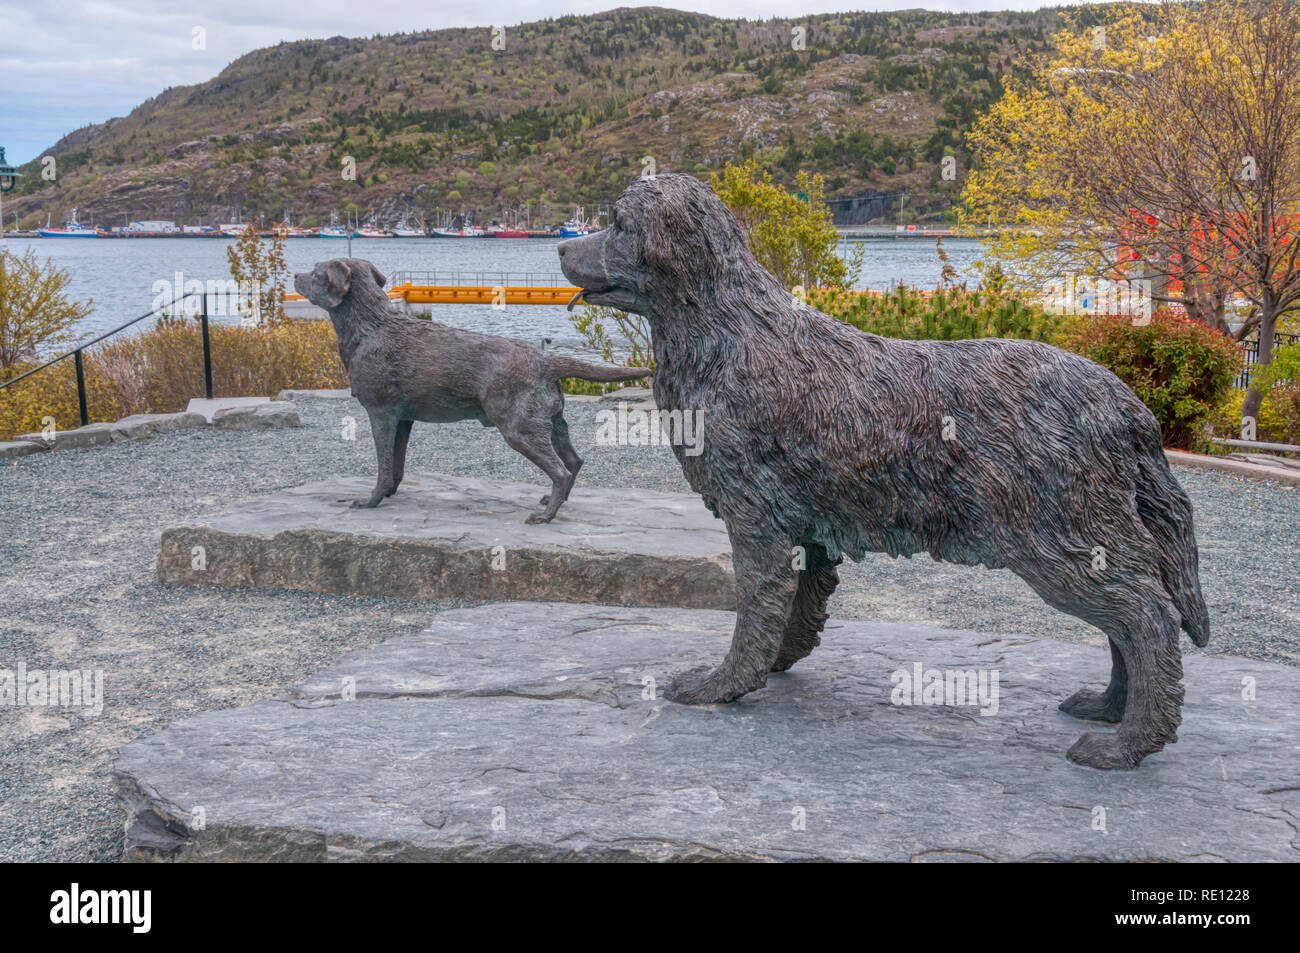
left=0, top=147, right=22, bottom=249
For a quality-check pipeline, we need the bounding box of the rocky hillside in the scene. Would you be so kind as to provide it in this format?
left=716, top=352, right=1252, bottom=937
left=7, top=6, right=1068, bottom=228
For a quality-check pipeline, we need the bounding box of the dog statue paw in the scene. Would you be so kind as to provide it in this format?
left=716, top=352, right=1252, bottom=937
left=664, top=666, right=760, bottom=705
left=1066, top=731, right=1142, bottom=770
left=1058, top=688, right=1125, bottom=724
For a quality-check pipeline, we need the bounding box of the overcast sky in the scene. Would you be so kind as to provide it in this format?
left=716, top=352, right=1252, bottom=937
left=0, top=1, right=1072, bottom=165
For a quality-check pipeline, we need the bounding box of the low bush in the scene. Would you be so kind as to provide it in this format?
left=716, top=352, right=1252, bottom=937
left=1212, top=387, right=1300, bottom=450
left=809, top=285, right=1061, bottom=342
left=1057, top=310, right=1240, bottom=450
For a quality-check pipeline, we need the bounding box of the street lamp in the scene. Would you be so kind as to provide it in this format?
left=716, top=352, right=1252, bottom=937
left=0, top=147, right=22, bottom=249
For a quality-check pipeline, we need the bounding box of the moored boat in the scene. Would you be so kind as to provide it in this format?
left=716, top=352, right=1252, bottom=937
left=39, top=210, right=97, bottom=238
left=558, top=206, right=602, bottom=238
left=431, top=213, right=485, bottom=237
left=431, top=226, right=486, bottom=237
left=393, top=217, right=427, bottom=237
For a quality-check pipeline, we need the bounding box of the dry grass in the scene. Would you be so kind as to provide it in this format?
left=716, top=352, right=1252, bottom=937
left=0, top=317, right=347, bottom=440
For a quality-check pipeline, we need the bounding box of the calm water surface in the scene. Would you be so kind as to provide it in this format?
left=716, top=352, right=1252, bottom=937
left=6, top=236, right=985, bottom=355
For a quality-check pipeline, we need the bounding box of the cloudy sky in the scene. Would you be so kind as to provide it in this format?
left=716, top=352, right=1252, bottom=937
left=0, top=1, right=1068, bottom=165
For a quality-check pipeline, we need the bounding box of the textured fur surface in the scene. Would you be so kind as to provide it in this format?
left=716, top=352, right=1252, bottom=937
left=558, top=174, right=1209, bottom=769
left=295, top=258, right=650, bottom=522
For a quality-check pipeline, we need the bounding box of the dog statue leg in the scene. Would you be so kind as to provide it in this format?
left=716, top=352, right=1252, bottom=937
left=1066, top=588, right=1183, bottom=770
left=771, top=543, right=841, bottom=673
left=352, top=410, right=397, bottom=509
left=1059, top=638, right=1127, bottom=723
left=541, top=416, right=583, bottom=506
left=497, top=424, right=572, bottom=524
left=666, top=531, right=797, bottom=704
left=388, top=419, right=414, bottom=498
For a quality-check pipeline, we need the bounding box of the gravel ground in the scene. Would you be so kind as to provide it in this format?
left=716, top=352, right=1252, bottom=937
left=1, top=393, right=1297, bottom=862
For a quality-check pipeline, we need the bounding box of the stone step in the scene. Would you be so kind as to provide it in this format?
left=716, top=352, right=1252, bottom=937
left=15, top=411, right=207, bottom=450
left=157, top=473, right=735, bottom=608
left=113, top=601, right=1300, bottom=862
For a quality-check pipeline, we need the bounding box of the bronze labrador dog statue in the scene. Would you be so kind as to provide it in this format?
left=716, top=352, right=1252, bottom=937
left=295, top=258, right=650, bottom=522
left=558, top=174, right=1209, bottom=769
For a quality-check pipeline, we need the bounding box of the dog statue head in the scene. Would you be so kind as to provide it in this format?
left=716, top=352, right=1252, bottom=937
left=294, top=258, right=388, bottom=312
left=559, top=173, right=778, bottom=318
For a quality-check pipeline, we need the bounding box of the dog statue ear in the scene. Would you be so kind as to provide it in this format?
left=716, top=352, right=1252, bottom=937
left=323, top=260, right=352, bottom=309
left=639, top=186, right=678, bottom=273
left=369, top=263, right=387, bottom=288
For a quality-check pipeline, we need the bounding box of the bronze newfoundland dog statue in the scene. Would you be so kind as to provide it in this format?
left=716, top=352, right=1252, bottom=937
left=295, top=258, right=650, bottom=522
left=559, top=173, right=1209, bottom=770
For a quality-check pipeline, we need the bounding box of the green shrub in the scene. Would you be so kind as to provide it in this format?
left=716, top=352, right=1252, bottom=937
left=1058, top=310, right=1240, bottom=450
left=1212, top=387, right=1300, bottom=450
left=561, top=303, right=654, bottom=396
left=810, top=285, right=1061, bottom=342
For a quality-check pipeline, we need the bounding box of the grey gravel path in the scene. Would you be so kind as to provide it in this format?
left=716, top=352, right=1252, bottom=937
left=1, top=394, right=1296, bottom=861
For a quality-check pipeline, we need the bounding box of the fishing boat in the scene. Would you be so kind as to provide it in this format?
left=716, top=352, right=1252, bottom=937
left=319, top=226, right=353, bottom=238
left=432, top=226, right=486, bottom=237
left=393, top=217, right=426, bottom=238
left=490, top=211, right=529, bottom=238
left=355, top=227, right=392, bottom=239
left=39, top=210, right=98, bottom=238
left=558, top=206, right=602, bottom=238
left=219, top=223, right=250, bottom=236
left=431, top=213, right=485, bottom=238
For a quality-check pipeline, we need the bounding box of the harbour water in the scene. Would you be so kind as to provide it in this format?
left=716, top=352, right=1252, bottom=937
left=4, top=235, right=986, bottom=353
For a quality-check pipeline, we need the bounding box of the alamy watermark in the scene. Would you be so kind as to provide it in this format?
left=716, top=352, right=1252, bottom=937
left=1, top=660, right=103, bottom=716
left=595, top=402, right=705, bottom=456
left=890, top=662, right=1000, bottom=716
left=150, top=271, right=267, bottom=326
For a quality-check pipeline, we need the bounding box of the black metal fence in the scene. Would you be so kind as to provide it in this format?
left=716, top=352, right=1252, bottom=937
left=1237, top=330, right=1300, bottom=389
left=0, top=291, right=221, bottom=427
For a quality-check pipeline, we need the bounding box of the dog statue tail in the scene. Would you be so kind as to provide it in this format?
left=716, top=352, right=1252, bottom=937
left=1134, top=447, right=1211, bottom=647
left=543, top=354, right=653, bottom=384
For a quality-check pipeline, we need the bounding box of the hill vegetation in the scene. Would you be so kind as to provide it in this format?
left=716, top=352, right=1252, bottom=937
left=7, top=6, right=1073, bottom=228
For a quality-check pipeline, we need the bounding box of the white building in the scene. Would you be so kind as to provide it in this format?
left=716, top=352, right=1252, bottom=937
left=127, top=220, right=179, bottom=232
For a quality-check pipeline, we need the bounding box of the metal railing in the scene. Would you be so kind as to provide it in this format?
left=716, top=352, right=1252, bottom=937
left=1237, top=330, right=1299, bottom=389
left=0, top=291, right=217, bottom=427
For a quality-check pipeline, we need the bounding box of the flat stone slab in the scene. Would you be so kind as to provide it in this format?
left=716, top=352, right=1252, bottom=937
left=1166, top=448, right=1300, bottom=487
left=600, top=385, right=656, bottom=407
left=1226, top=452, right=1300, bottom=472
left=16, top=411, right=206, bottom=450
left=276, top=388, right=352, bottom=400
left=113, top=602, right=1300, bottom=862
left=185, top=396, right=270, bottom=422
left=212, top=401, right=302, bottom=430
left=0, top=439, right=46, bottom=459
left=157, top=473, right=735, bottom=608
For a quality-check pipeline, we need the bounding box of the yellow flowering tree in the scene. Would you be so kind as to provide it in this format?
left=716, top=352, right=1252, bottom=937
left=963, top=0, right=1300, bottom=429
left=0, top=247, right=92, bottom=374
left=225, top=224, right=290, bottom=326
left=711, top=160, right=861, bottom=292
